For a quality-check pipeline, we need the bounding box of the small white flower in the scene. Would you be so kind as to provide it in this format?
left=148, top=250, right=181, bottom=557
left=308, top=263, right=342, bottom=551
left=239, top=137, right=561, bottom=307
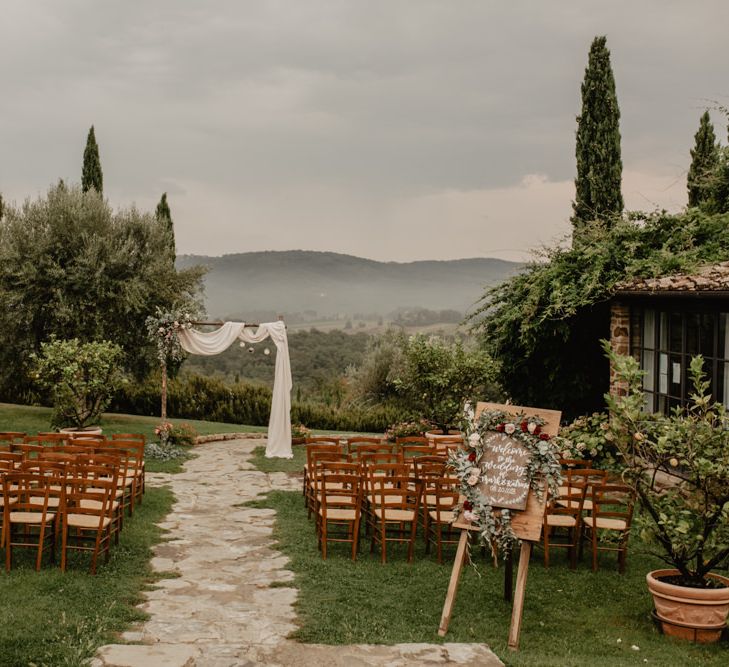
left=463, top=510, right=478, bottom=522
left=467, top=474, right=480, bottom=486
left=173, top=321, right=179, bottom=327
left=669, top=457, right=679, bottom=467
left=264, top=348, right=271, bottom=355
left=505, top=423, right=516, bottom=435
left=590, top=448, right=598, bottom=457
left=576, top=442, right=586, bottom=451
left=468, top=432, right=480, bottom=447
left=527, top=422, right=537, bottom=434
left=616, top=638, right=621, bottom=644
left=158, top=327, right=165, bottom=333
left=562, top=450, right=571, bottom=459
left=239, top=342, right=246, bottom=348
left=631, top=645, right=640, bottom=651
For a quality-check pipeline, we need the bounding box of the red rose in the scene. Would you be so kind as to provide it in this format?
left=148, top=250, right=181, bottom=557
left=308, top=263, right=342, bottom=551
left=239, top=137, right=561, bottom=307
left=463, top=500, right=473, bottom=511
left=539, top=433, right=550, bottom=441
left=521, top=421, right=529, bottom=432
left=496, top=423, right=505, bottom=432
left=534, top=425, right=542, bottom=435
left=468, top=451, right=477, bottom=462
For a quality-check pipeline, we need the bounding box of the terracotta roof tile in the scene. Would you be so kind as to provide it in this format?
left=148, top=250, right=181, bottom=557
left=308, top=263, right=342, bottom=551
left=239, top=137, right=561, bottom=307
left=615, top=261, right=729, bottom=293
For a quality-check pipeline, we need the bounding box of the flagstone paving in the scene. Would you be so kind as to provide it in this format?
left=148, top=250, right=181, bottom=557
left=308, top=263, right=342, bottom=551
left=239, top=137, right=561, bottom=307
left=93, top=438, right=502, bottom=667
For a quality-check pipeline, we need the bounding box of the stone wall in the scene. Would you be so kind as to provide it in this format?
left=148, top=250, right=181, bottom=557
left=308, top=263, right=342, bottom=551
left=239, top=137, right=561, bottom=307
left=609, top=301, right=631, bottom=397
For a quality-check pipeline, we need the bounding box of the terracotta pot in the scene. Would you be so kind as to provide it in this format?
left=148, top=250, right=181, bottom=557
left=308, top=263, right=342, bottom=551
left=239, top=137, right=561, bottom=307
left=647, top=569, right=729, bottom=643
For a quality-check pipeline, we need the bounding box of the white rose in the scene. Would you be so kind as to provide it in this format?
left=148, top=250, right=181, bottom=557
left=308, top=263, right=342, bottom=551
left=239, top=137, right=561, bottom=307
left=590, top=448, right=598, bottom=457
left=158, top=327, right=165, bottom=333
left=505, top=423, right=516, bottom=435
left=527, top=422, right=537, bottom=434
left=467, top=474, right=480, bottom=486
left=576, top=443, right=586, bottom=451
left=669, top=457, right=679, bottom=467
left=562, top=450, right=571, bottom=459
left=468, top=432, right=480, bottom=447
left=463, top=510, right=478, bottom=522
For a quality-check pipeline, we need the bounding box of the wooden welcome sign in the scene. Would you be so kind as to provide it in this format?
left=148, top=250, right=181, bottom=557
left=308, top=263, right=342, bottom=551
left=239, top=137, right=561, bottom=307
left=438, top=402, right=561, bottom=651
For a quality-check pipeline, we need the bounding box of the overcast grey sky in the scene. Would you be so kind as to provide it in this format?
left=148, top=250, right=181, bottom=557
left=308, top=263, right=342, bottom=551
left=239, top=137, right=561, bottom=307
left=1, top=1, right=727, bottom=262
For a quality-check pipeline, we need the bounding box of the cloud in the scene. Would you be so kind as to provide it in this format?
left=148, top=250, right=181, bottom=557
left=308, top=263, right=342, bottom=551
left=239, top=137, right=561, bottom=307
left=0, top=1, right=726, bottom=261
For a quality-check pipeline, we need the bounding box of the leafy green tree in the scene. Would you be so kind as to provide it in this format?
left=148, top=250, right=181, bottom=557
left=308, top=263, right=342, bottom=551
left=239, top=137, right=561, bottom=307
left=0, top=183, right=205, bottom=399
left=471, top=210, right=729, bottom=418
left=391, top=334, right=500, bottom=431
left=687, top=111, right=719, bottom=208
left=155, top=192, right=176, bottom=260
left=571, top=36, right=623, bottom=240
left=32, top=338, right=126, bottom=428
left=81, top=125, right=103, bottom=194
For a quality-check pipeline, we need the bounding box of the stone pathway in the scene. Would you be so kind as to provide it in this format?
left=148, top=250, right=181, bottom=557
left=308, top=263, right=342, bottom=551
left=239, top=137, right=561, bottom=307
left=93, top=439, right=502, bottom=667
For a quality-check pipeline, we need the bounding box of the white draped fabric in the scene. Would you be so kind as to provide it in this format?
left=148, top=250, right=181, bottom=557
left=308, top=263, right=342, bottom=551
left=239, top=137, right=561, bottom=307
left=178, top=321, right=292, bottom=458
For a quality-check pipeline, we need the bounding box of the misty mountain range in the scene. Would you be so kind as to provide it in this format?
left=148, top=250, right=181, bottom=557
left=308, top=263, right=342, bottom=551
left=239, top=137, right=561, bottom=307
left=176, top=251, right=523, bottom=320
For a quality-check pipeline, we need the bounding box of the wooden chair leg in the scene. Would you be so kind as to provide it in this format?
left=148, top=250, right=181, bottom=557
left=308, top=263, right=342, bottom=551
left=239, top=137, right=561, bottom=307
left=543, top=525, right=550, bottom=568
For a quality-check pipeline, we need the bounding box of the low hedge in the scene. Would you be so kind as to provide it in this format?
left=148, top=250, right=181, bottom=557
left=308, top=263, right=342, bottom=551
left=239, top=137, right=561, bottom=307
left=112, top=373, right=403, bottom=433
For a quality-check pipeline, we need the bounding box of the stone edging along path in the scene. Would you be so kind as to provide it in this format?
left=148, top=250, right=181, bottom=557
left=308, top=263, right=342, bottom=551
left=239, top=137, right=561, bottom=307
left=93, top=438, right=503, bottom=667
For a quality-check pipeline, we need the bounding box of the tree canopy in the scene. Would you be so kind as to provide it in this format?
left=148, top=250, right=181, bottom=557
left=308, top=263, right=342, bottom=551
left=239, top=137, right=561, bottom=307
left=81, top=126, right=103, bottom=194
left=687, top=111, right=719, bottom=209
left=155, top=192, right=176, bottom=261
left=571, top=36, right=623, bottom=240
left=0, top=183, right=205, bottom=398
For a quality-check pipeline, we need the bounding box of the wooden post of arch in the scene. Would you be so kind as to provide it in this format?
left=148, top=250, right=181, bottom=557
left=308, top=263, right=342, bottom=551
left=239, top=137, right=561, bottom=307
left=160, top=359, right=168, bottom=424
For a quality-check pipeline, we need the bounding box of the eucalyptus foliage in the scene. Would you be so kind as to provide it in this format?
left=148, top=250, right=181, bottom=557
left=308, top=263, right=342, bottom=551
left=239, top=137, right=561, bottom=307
left=470, top=210, right=729, bottom=417
left=606, top=343, right=729, bottom=586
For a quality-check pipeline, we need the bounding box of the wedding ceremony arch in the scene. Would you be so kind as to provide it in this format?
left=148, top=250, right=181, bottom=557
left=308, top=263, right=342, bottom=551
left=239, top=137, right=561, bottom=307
left=176, top=320, right=293, bottom=458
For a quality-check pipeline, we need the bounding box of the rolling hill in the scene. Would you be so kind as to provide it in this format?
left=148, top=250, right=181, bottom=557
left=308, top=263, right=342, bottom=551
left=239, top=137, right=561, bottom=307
left=176, top=250, right=523, bottom=320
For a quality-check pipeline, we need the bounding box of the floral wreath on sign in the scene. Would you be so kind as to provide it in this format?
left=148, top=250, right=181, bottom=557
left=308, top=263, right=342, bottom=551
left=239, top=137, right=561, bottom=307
left=450, top=407, right=562, bottom=556
left=145, top=307, right=195, bottom=364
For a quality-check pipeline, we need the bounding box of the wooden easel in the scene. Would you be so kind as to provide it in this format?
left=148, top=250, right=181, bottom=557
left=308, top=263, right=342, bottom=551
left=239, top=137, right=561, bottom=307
left=437, top=402, right=561, bottom=651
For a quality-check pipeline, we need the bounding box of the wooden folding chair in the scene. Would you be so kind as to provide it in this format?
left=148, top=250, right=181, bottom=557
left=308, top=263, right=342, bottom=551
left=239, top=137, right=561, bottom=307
left=61, top=466, right=116, bottom=574
left=317, top=462, right=362, bottom=560
left=369, top=475, right=423, bottom=563
left=111, top=434, right=146, bottom=493
left=3, top=472, right=62, bottom=571
left=584, top=483, right=635, bottom=573
left=425, top=477, right=460, bottom=564
left=307, top=450, right=349, bottom=519
left=543, top=482, right=584, bottom=569
left=303, top=441, right=342, bottom=504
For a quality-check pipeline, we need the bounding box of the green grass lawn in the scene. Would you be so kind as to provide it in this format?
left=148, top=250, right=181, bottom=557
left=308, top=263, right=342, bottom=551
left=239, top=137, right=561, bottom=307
left=249, top=483, right=729, bottom=666
left=0, top=486, right=173, bottom=667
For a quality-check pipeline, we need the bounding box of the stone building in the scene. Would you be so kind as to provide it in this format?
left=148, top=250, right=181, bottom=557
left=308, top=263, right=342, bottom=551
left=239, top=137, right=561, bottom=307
left=610, top=262, right=729, bottom=413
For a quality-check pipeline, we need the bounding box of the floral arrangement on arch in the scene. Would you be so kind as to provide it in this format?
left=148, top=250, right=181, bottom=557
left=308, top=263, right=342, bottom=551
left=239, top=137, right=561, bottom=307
left=145, top=306, right=195, bottom=364
left=450, top=407, right=562, bottom=556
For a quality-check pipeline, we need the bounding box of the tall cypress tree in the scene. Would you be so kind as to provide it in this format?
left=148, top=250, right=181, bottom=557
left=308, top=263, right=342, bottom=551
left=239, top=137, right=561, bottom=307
left=0, top=193, right=4, bottom=221
left=81, top=126, right=103, bottom=194
left=687, top=111, right=719, bottom=208
left=155, top=192, right=176, bottom=260
left=571, top=36, right=623, bottom=240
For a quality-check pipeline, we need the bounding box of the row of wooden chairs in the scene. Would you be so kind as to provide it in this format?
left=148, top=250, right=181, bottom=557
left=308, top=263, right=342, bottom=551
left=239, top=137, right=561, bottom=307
left=2, top=458, right=122, bottom=573
left=303, top=442, right=461, bottom=563
left=543, top=464, right=635, bottom=573
left=0, top=432, right=147, bottom=574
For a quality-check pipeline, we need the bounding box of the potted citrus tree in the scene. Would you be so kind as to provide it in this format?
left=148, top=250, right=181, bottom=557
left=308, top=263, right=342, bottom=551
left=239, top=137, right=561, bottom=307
left=605, top=342, right=729, bottom=642
left=32, top=338, right=126, bottom=433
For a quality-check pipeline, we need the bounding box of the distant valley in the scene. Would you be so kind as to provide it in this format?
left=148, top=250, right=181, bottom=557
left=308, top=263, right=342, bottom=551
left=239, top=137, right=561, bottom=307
left=177, top=250, right=523, bottom=323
